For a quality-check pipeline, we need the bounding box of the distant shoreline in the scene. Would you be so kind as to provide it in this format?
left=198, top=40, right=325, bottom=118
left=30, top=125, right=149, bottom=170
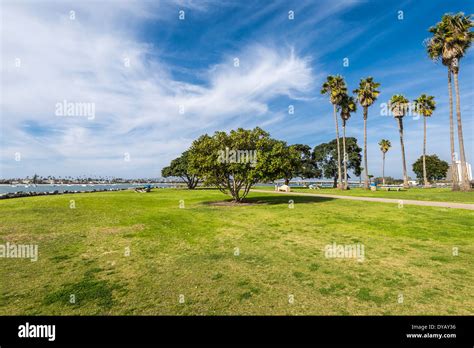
left=0, top=183, right=183, bottom=199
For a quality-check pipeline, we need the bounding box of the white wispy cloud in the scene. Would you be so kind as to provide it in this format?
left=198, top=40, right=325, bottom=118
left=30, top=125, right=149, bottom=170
left=0, top=0, right=315, bottom=178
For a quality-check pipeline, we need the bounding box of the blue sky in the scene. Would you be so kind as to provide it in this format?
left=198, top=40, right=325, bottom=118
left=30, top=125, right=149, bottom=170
left=1, top=0, right=473, bottom=179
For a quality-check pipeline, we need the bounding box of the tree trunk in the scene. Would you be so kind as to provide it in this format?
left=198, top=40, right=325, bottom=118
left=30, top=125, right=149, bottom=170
left=342, top=122, right=348, bottom=190
left=382, top=152, right=385, bottom=186
left=423, top=116, right=429, bottom=188
left=363, top=107, right=369, bottom=189
left=231, top=173, right=239, bottom=201
left=453, top=71, right=471, bottom=191
left=191, top=176, right=199, bottom=189
left=241, top=182, right=253, bottom=201
left=233, top=184, right=240, bottom=202
left=184, top=174, right=199, bottom=189
left=333, top=105, right=343, bottom=189
left=448, top=69, right=459, bottom=191
left=397, top=117, right=409, bottom=189
left=333, top=176, right=337, bottom=188
left=284, top=178, right=290, bottom=186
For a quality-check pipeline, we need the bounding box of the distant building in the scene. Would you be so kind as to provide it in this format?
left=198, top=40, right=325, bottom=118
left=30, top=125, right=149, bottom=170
left=447, top=161, right=473, bottom=181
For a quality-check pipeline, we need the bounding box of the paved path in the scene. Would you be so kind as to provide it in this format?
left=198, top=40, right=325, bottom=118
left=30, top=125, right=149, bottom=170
left=250, top=189, right=474, bottom=210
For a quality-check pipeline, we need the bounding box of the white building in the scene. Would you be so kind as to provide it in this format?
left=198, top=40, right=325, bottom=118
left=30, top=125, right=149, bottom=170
left=447, top=161, right=473, bottom=181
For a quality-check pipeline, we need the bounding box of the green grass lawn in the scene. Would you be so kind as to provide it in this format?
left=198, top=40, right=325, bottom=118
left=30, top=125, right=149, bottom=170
left=254, top=186, right=474, bottom=203
left=0, top=188, right=472, bottom=315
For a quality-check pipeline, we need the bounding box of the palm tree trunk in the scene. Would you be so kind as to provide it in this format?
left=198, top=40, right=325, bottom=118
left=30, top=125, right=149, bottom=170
left=382, top=152, right=386, bottom=185
left=448, top=69, right=459, bottom=191
left=423, top=116, right=429, bottom=187
left=342, top=122, right=348, bottom=190
left=363, top=107, right=369, bottom=189
left=397, top=117, right=409, bottom=189
left=453, top=71, right=471, bottom=191
left=333, top=105, right=343, bottom=189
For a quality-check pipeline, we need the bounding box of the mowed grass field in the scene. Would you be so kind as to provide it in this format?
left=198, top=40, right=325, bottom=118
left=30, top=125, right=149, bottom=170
left=0, top=188, right=473, bottom=315
left=255, top=186, right=474, bottom=203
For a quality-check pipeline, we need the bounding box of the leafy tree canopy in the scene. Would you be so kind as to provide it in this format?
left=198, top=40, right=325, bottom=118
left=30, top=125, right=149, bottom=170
left=188, top=127, right=294, bottom=202
left=412, top=154, right=449, bottom=181
left=427, top=12, right=473, bottom=69
left=379, top=139, right=392, bottom=153
left=321, top=75, right=347, bottom=105
left=312, top=137, right=362, bottom=187
left=414, top=94, right=436, bottom=117
left=353, top=77, right=381, bottom=110
left=390, top=94, right=410, bottom=117
left=282, top=144, right=321, bottom=184
left=161, top=151, right=199, bottom=189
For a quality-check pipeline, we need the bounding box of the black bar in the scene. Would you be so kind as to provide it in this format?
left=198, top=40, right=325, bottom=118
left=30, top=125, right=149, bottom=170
left=0, top=316, right=472, bottom=346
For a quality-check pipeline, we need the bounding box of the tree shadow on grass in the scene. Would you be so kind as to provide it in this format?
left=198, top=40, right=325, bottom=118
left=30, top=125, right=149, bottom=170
left=203, top=194, right=335, bottom=206
left=245, top=194, right=335, bottom=205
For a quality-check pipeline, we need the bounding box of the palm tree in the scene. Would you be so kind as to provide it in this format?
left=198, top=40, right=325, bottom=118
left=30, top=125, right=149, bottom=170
left=390, top=94, right=410, bottom=189
left=414, top=94, right=436, bottom=188
left=353, top=77, right=381, bottom=190
left=338, top=93, right=357, bottom=190
left=427, top=13, right=473, bottom=191
left=321, top=75, right=347, bottom=189
left=378, top=139, right=391, bottom=185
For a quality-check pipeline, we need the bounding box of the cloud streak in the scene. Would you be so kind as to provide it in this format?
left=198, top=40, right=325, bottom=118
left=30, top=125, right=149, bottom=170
left=0, top=0, right=315, bottom=178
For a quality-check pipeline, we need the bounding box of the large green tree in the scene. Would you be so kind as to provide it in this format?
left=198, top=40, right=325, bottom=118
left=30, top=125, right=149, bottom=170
left=188, top=127, right=293, bottom=202
left=161, top=151, right=200, bottom=189
left=312, top=137, right=362, bottom=188
left=282, top=144, right=320, bottom=185
left=414, top=94, right=436, bottom=187
left=412, top=155, right=449, bottom=182
left=353, top=77, right=380, bottom=190
left=267, top=141, right=300, bottom=186
left=321, top=75, right=347, bottom=190
left=427, top=13, right=473, bottom=191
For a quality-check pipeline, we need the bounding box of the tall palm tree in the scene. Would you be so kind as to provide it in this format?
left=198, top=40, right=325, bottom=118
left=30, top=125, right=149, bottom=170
left=353, top=77, right=381, bottom=190
left=338, top=93, right=357, bottom=190
left=378, top=139, right=391, bottom=185
left=414, top=94, right=436, bottom=188
left=427, top=13, right=473, bottom=191
left=390, top=94, right=410, bottom=189
left=321, top=75, right=347, bottom=189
